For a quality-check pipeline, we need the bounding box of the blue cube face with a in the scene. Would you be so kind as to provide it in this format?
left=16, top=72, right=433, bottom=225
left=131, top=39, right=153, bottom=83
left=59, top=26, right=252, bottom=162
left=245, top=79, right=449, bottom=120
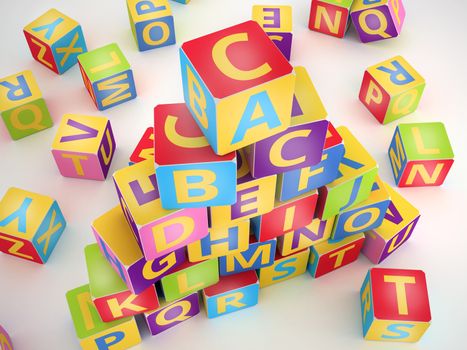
left=388, top=126, right=408, bottom=185
left=52, top=25, right=87, bottom=74
left=135, top=16, right=176, bottom=51
left=205, top=283, right=259, bottom=318
left=92, top=70, right=137, bottom=110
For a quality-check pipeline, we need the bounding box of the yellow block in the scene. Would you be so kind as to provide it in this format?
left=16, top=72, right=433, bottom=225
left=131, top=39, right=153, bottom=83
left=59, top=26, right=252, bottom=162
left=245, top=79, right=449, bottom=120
left=80, top=317, right=142, bottom=349
left=365, top=319, right=430, bottom=342
left=24, top=8, right=79, bottom=44
left=127, top=0, right=172, bottom=23
left=0, top=70, right=42, bottom=111
left=259, top=249, right=309, bottom=287
left=252, top=5, right=293, bottom=32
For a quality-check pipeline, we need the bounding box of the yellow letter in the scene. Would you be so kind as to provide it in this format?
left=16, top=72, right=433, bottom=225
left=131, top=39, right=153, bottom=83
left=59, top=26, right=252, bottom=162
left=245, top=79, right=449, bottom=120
left=173, top=170, right=218, bottom=203
left=269, top=130, right=312, bottom=167
left=225, top=244, right=272, bottom=272
left=386, top=220, right=416, bottom=254
left=315, top=6, right=342, bottom=34
left=329, top=244, right=355, bottom=268
left=143, top=21, right=169, bottom=46
left=361, top=280, right=372, bottom=324
left=107, top=294, right=145, bottom=318
left=61, top=154, right=88, bottom=176
left=186, top=65, right=209, bottom=129
left=343, top=208, right=379, bottom=233
left=153, top=216, right=195, bottom=251
left=365, top=80, right=383, bottom=106
left=358, top=9, right=391, bottom=38
left=282, top=206, right=296, bottom=232
left=155, top=300, right=191, bottom=326
left=177, top=272, right=204, bottom=294
left=217, top=292, right=245, bottom=314
left=412, top=127, right=440, bottom=155
left=100, top=128, right=114, bottom=165
left=0, top=235, right=33, bottom=260
left=90, top=51, right=121, bottom=74
left=96, top=73, right=131, bottom=108
left=383, top=275, right=416, bottom=315
left=165, top=114, right=209, bottom=148
left=391, top=89, right=418, bottom=116
left=405, top=163, right=444, bottom=185
left=389, top=132, right=405, bottom=173
left=10, top=104, right=45, bottom=131
left=142, top=252, right=177, bottom=280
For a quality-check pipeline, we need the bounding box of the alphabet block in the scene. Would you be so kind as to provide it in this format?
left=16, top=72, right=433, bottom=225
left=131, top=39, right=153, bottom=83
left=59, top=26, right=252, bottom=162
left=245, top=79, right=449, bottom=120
left=360, top=268, right=431, bottom=342
left=52, top=114, right=116, bottom=180
left=351, top=0, right=405, bottom=43
left=203, top=270, right=259, bottom=318
left=23, top=8, right=87, bottom=74
left=92, top=205, right=187, bottom=294
left=388, top=122, right=454, bottom=187
left=0, top=324, right=13, bottom=350
left=0, top=70, right=53, bottom=140
left=66, top=284, right=141, bottom=349
left=362, top=184, right=419, bottom=264
left=129, top=127, right=154, bottom=165
left=258, top=248, right=309, bottom=287
left=308, top=0, right=353, bottom=38
left=144, top=293, right=200, bottom=336
left=172, top=0, right=191, bottom=3
left=359, top=56, right=425, bottom=124
left=127, top=0, right=176, bottom=51
left=331, top=176, right=390, bottom=241
left=78, top=43, right=137, bottom=110
left=180, top=20, right=295, bottom=155
left=0, top=187, right=66, bottom=264
left=316, top=126, right=378, bottom=220
left=113, top=159, right=208, bottom=260
left=307, top=233, right=365, bottom=278
left=154, top=103, right=237, bottom=208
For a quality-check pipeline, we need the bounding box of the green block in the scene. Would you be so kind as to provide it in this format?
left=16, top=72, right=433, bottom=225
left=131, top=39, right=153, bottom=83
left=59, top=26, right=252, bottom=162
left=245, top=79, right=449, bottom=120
left=384, top=84, right=425, bottom=124
left=161, top=259, right=219, bottom=302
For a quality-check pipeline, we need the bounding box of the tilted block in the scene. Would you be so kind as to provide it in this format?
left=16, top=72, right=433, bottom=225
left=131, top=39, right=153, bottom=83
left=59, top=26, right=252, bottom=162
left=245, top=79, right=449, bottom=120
left=78, top=43, right=136, bottom=110
left=113, top=159, right=208, bottom=260
left=308, top=233, right=365, bottom=278
left=388, top=122, right=454, bottom=187
left=0, top=324, right=13, bottom=350
left=361, top=268, right=431, bottom=342
left=203, top=270, right=259, bottom=318
left=180, top=20, right=295, bottom=155
left=127, top=0, right=176, bottom=51
left=66, top=284, right=141, bottom=349
left=0, top=70, right=53, bottom=140
left=0, top=187, right=66, bottom=264
left=316, top=126, right=378, bottom=220
left=129, top=127, right=154, bottom=165
left=23, top=8, right=87, bottom=74
left=359, top=56, right=424, bottom=124
left=351, top=0, right=405, bottom=43
left=171, top=0, right=191, bottom=3
left=92, top=205, right=186, bottom=294
left=52, top=114, right=116, bottom=180
left=362, top=184, right=419, bottom=264
left=258, top=248, right=309, bottom=287
left=154, top=103, right=237, bottom=208
left=308, top=0, right=353, bottom=38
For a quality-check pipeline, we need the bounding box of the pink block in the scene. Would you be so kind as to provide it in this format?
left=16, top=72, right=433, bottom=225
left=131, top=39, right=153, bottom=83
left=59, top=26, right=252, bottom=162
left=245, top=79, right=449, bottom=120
left=52, top=150, right=105, bottom=180
left=361, top=230, right=387, bottom=264
left=389, top=0, right=406, bottom=34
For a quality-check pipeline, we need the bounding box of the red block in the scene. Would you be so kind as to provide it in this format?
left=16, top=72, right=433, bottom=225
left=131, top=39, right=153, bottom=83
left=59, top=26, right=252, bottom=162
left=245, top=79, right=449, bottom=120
left=0, top=234, right=43, bottom=264
left=23, top=33, right=59, bottom=73
left=398, top=159, right=454, bottom=187
left=308, top=0, right=350, bottom=38
left=359, top=71, right=391, bottom=124
left=129, top=127, right=154, bottom=164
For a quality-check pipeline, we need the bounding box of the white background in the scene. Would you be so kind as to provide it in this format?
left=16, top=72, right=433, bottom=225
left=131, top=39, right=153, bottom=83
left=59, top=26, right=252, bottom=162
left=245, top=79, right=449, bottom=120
left=1, top=0, right=466, bottom=349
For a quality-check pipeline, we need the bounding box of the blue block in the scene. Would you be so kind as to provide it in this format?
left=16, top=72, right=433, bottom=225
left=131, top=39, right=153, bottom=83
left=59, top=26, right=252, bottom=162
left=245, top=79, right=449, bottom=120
left=388, top=127, right=408, bottom=185
left=205, top=283, right=259, bottom=318
left=52, top=25, right=87, bottom=74
left=360, top=270, right=374, bottom=338
left=135, top=16, right=176, bottom=51
left=93, top=70, right=137, bottom=111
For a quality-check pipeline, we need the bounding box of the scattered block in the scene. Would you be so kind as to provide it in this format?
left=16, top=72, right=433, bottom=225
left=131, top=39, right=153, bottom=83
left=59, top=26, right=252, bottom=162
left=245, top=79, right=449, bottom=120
left=258, top=248, right=309, bottom=287
left=172, top=0, right=191, bottom=3
left=0, top=324, right=13, bottom=350
left=129, top=127, right=154, bottom=165
left=308, top=0, right=353, bottom=38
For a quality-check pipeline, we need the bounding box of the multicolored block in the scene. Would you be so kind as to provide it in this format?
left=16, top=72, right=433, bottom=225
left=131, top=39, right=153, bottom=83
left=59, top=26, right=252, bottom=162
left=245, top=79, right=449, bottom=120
left=316, top=126, right=378, bottom=220
left=23, top=8, right=87, bottom=74
left=308, top=233, right=365, bottom=278
left=66, top=284, right=141, bottom=349
left=78, top=43, right=136, bottom=110
left=154, top=103, right=237, bottom=208
left=0, top=187, right=66, bottom=264
left=129, top=127, right=154, bottom=165
left=362, top=184, right=419, bottom=264
left=171, top=0, right=191, bottom=3
left=203, top=270, right=259, bottom=318
left=127, top=0, right=176, bottom=51
left=180, top=20, right=295, bottom=155
left=0, top=324, right=13, bottom=350
left=361, top=268, right=431, bottom=342
left=308, top=0, right=353, bottom=38
left=258, top=248, right=309, bottom=287
left=113, top=159, right=208, bottom=260
left=0, top=70, right=53, bottom=140
left=359, top=56, right=424, bottom=124
left=388, top=122, right=454, bottom=187
left=52, top=114, right=116, bottom=180
left=351, top=0, right=405, bottom=43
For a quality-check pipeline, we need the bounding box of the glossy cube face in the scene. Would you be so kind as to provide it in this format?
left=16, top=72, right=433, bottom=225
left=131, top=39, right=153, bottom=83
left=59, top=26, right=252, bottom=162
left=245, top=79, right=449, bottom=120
left=52, top=114, right=116, bottom=180
left=308, top=0, right=353, bottom=38
left=361, top=268, right=431, bottom=342
left=388, top=122, right=454, bottom=187
left=78, top=43, right=137, bottom=110
left=180, top=20, right=295, bottom=155
left=0, top=325, right=13, bottom=350
left=359, top=56, right=425, bottom=124
left=23, top=8, right=87, bottom=74
left=129, top=127, right=154, bottom=164
left=259, top=249, right=309, bottom=287
left=0, top=187, right=66, bottom=264
left=154, top=103, right=237, bottom=208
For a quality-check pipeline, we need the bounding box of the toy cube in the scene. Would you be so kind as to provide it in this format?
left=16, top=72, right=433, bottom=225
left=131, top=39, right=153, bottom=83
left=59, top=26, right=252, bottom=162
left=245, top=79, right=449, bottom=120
left=351, top=0, right=405, bottom=43
left=187, top=220, right=250, bottom=262
left=308, top=233, right=365, bottom=278
left=331, top=176, right=390, bottom=242
left=259, top=248, right=309, bottom=287
left=316, top=126, right=378, bottom=220
left=172, top=0, right=191, bottom=3
left=23, top=9, right=87, bottom=74
left=0, top=70, right=53, bottom=140
left=144, top=293, right=199, bottom=336
left=113, top=159, right=208, bottom=260
left=160, top=259, right=219, bottom=302
left=52, top=114, right=116, bottom=180
left=78, top=43, right=136, bottom=110
left=277, top=216, right=335, bottom=256
left=362, top=184, right=419, bottom=264
left=359, top=56, right=424, bottom=124
left=0, top=187, right=66, bottom=264
left=66, top=284, right=141, bottom=349
left=127, top=0, right=176, bottom=51
left=308, top=0, right=353, bottom=38
left=361, top=268, right=431, bottom=342
left=129, top=127, right=154, bottom=165
left=388, top=122, right=454, bottom=187
left=252, top=5, right=293, bottom=60
left=252, top=191, right=318, bottom=242
left=220, top=236, right=276, bottom=276
left=154, top=103, right=237, bottom=208
left=203, top=270, right=259, bottom=318
left=0, top=325, right=13, bottom=350
left=180, top=20, right=295, bottom=155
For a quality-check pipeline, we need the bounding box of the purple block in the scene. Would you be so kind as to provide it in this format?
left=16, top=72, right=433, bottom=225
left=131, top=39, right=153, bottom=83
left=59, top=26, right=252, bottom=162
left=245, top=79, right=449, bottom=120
left=351, top=4, right=400, bottom=43
left=267, top=32, right=292, bottom=61
left=97, top=122, right=116, bottom=178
